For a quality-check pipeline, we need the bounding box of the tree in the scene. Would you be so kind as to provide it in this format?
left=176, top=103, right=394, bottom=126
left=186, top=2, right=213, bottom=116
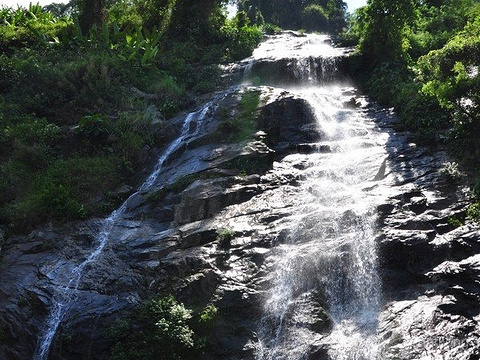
left=165, top=0, right=228, bottom=42
left=78, top=0, right=106, bottom=34
left=137, top=0, right=177, bottom=32
left=359, top=0, right=417, bottom=65
left=419, top=16, right=480, bottom=160
left=238, top=0, right=347, bottom=33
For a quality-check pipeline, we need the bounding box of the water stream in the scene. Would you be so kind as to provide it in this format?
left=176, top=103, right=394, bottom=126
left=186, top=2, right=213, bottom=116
left=35, top=32, right=387, bottom=360
left=250, top=34, right=386, bottom=360
left=33, top=93, right=229, bottom=360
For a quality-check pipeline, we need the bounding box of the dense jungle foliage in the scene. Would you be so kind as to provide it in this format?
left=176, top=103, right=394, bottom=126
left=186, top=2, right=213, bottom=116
left=238, top=0, right=347, bottom=33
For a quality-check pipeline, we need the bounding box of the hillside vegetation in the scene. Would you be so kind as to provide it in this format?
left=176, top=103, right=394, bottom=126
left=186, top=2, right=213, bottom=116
left=344, top=0, right=480, bottom=175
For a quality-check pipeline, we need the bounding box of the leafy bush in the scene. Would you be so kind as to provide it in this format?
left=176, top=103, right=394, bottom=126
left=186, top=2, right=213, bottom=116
left=216, top=227, right=235, bottom=248
left=108, top=295, right=206, bottom=360
left=0, top=156, right=120, bottom=228
left=261, top=22, right=282, bottom=35
left=197, top=304, right=218, bottom=327
left=418, top=15, right=480, bottom=165
left=76, top=114, right=111, bottom=142
left=302, top=4, right=328, bottom=32
left=466, top=203, right=480, bottom=223
left=2, top=115, right=60, bottom=145
left=439, top=161, right=465, bottom=182
left=221, top=20, right=262, bottom=61
left=0, top=5, right=72, bottom=51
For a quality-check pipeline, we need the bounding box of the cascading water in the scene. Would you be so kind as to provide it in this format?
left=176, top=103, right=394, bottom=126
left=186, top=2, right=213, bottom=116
left=33, top=93, right=229, bottom=360
left=34, top=33, right=388, bottom=360
left=251, top=34, right=386, bottom=360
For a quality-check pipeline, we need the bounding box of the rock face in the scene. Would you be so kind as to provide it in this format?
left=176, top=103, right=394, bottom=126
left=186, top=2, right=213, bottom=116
left=0, top=32, right=479, bottom=360
left=375, top=133, right=480, bottom=359
left=0, top=86, right=323, bottom=360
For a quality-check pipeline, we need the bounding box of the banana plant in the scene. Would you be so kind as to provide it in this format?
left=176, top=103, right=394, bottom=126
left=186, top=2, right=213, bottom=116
left=120, top=25, right=162, bottom=67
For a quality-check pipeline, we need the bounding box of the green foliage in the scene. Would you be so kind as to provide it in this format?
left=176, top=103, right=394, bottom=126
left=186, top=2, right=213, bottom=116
left=439, top=161, right=465, bottom=182
left=149, top=73, right=186, bottom=116
left=2, top=115, right=60, bottom=145
left=216, top=227, right=235, bottom=245
left=197, top=305, right=218, bottom=327
left=0, top=0, right=264, bottom=233
left=238, top=0, right=347, bottom=34
left=302, top=4, right=329, bottom=32
left=136, top=0, right=176, bottom=32
left=0, top=4, right=72, bottom=51
left=447, top=216, right=463, bottom=228
left=217, top=90, right=260, bottom=142
left=419, top=16, right=480, bottom=114
left=108, top=295, right=205, bottom=360
left=221, top=20, right=263, bottom=61
left=261, top=22, right=282, bottom=35
left=76, top=114, right=111, bottom=141
left=113, top=109, right=155, bottom=160
left=362, top=63, right=449, bottom=145
left=114, top=25, right=162, bottom=67
left=418, top=14, right=480, bottom=165
left=466, top=202, right=480, bottom=223
left=358, top=0, right=417, bottom=65
left=0, top=156, right=120, bottom=228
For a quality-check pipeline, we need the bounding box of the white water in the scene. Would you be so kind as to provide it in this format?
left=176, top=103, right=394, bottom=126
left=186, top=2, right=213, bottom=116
left=253, top=34, right=385, bottom=360
left=34, top=93, right=228, bottom=360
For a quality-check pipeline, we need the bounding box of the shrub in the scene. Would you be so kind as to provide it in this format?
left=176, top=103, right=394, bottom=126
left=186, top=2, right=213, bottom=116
left=2, top=115, right=61, bottom=145
left=439, top=161, right=465, bottom=182
left=221, top=20, right=262, bottom=61
left=75, top=114, right=111, bottom=142
left=262, top=22, right=282, bottom=35
left=302, top=4, right=329, bottom=32
left=0, top=156, right=120, bottom=228
left=197, top=305, right=218, bottom=327
left=108, top=295, right=205, bottom=360
left=466, top=203, right=480, bottom=223
left=0, top=5, right=72, bottom=52
left=216, top=227, right=235, bottom=248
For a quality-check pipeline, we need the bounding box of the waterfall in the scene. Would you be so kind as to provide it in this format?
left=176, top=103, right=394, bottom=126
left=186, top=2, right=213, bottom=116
left=253, top=34, right=384, bottom=360
left=34, top=32, right=386, bottom=360
left=33, top=93, right=228, bottom=360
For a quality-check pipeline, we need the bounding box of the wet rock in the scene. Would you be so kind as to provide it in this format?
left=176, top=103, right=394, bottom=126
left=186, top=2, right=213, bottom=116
left=258, top=94, right=318, bottom=152
left=307, top=342, right=330, bottom=360
left=377, top=140, right=480, bottom=360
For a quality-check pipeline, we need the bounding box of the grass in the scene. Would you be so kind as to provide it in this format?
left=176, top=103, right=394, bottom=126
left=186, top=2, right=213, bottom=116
left=217, top=90, right=261, bottom=143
